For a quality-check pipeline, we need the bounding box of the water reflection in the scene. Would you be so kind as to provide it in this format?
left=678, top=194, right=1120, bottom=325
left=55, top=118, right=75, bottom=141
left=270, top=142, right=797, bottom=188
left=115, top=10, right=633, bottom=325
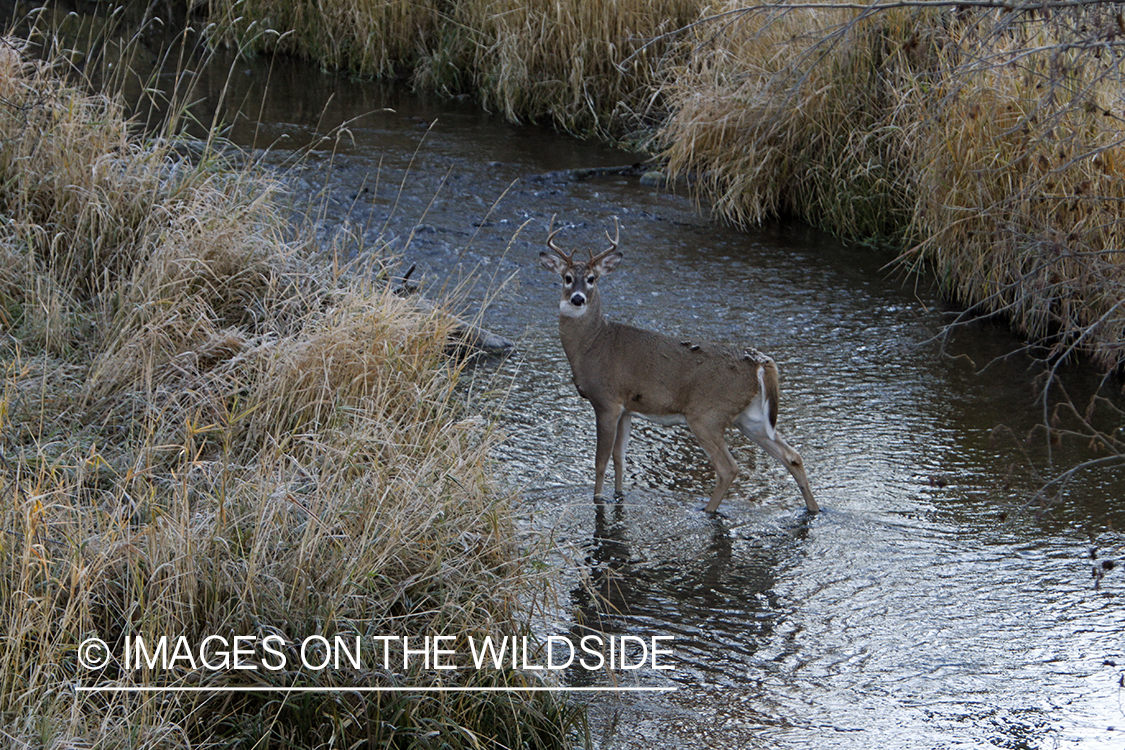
left=565, top=496, right=810, bottom=687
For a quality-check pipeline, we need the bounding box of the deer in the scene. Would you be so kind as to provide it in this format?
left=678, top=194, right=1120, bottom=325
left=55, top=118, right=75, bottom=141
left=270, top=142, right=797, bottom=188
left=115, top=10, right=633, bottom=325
left=538, top=220, right=819, bottom=514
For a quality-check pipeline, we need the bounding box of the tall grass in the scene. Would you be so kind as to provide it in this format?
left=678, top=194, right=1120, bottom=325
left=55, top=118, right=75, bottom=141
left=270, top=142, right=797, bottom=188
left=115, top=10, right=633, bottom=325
left=419, top=0, right=701, bottom=137
left=904, top=8, right=1125, bottom=370
left=205, top=0, right=442, bottom=80
left=204, top=0, right=701, bottom=137
left=658, top=3, right=925, bottom=235
left=0, top=35, right=579, bottom=747
left=659, top=1, right=1125, bottom=372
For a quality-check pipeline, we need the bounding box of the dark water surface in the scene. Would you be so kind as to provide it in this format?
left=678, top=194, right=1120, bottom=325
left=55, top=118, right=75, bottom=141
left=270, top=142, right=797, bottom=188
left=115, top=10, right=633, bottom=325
left=68, top=31, right=1125, bottom=747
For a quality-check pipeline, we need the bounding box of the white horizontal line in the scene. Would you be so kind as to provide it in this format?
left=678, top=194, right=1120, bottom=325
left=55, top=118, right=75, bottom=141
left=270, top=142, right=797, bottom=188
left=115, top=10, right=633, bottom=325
left=74, top=686, right=674, bottom=693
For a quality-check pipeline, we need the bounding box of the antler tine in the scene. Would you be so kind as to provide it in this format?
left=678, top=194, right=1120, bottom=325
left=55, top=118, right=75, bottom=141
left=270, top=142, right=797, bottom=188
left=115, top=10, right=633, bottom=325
left=589, top=216, right=621, bottom=264
left=546, top=215, right=574, bottom=263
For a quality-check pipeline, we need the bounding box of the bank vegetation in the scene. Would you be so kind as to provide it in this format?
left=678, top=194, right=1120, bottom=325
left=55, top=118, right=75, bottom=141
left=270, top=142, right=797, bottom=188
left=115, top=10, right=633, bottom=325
left=660, top=0, right=1125, bottom=378
left=0, top=36, right=578, bottom=747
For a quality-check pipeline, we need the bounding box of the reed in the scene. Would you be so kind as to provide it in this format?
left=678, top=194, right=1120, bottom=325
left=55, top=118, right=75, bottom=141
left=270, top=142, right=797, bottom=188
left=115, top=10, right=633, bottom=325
left=0, top=36, right=579, bottom=748
left=903, top=9, right=1125, bottom=370
left=204, top=0, right=701, bottom=137
left=658, top=1, right=1125, bottom=371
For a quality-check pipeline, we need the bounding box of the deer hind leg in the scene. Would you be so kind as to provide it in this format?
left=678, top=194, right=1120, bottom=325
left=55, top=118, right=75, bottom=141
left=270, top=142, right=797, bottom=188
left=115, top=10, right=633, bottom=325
left=687, top=416, right=739, bottom=513
left=611, top=413, right=633, bottom=498
left=734, top=407, right=819, bottom=514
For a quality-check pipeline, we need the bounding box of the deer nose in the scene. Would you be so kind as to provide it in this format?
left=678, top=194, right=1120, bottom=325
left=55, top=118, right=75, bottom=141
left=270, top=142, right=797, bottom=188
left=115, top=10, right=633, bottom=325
left=569, top=292, right=586, bottom=307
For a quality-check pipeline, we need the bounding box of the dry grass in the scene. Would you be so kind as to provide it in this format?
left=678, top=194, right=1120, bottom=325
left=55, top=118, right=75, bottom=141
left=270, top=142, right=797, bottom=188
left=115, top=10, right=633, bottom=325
left=203, top=0, right=701, bottom=137
left=204, top=0, right=442, bottom=79
left=0, top=36, right=579, bottom=748
left=903, top=9, right=1125, bottom=370
left=659, top=1, right=1125, bottom=371
left=419, top=0, right=701, bottom=137
left=658, top=3, right=932, bottom=235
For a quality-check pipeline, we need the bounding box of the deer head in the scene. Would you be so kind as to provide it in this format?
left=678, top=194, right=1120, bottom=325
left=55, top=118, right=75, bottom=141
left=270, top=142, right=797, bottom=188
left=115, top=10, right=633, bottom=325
left=538, top=218, right=623, bottom=319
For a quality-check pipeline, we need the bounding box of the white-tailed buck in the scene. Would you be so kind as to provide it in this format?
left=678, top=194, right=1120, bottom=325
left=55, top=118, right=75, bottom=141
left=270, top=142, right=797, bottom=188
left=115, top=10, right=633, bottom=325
left=539, top=220, right=818, bottom=514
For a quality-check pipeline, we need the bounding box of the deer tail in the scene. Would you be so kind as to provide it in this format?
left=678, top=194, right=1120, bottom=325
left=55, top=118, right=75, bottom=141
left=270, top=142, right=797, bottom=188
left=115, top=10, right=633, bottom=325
left=759, top=358, right=780, bottom=430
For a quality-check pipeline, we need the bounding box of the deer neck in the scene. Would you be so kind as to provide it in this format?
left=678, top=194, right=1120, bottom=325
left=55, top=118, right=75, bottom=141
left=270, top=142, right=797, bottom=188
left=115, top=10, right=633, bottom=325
left=558, top=294, right=607, bottom=357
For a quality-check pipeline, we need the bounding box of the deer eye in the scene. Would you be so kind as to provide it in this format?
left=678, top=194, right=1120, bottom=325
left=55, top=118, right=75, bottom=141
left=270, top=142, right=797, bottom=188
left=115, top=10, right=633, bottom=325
left=586, top=275, right=596, bottom=285
left=563, top=274, right=573, bottom=285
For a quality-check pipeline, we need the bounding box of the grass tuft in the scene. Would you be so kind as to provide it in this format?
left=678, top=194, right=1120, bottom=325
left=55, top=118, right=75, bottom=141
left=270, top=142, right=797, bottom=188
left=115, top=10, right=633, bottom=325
left=657, top=2, right=931, bottom=236
left=902, top=9, right=1125, bottom=370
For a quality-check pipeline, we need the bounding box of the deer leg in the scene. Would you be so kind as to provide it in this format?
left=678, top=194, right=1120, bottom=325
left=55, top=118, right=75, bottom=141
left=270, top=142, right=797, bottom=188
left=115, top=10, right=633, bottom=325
left=593, top=406, right=624, bottom=499
left=611, top=412, right=632, bottom=498
left=687, top=418, right=739, bottom=513
left=736, top=414, right=819, bottom=514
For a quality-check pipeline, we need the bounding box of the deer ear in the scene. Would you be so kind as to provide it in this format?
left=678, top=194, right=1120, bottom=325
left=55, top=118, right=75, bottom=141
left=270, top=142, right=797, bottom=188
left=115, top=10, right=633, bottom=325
left=539, top=251, right=567, bottom=275
left=593, top=251, right=623, bottom=275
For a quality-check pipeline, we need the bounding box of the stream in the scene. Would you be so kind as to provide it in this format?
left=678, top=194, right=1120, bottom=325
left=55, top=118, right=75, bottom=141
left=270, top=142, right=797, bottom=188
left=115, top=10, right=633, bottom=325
left=31, top=18, right=1125, bottom=747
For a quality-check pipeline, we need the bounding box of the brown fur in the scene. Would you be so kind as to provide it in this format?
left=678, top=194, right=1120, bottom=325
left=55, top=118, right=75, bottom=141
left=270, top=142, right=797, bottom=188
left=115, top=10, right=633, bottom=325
left=539, top=227, right=818, bottom=514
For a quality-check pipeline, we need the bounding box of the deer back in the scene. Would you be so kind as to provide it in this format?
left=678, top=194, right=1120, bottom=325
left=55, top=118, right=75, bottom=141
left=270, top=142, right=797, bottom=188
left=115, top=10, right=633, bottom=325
left=561, top=315, right=768, bottom=424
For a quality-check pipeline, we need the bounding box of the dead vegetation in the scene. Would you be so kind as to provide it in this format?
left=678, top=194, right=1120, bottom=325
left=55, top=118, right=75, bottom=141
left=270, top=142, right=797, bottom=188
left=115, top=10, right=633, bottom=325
left=0, top=35, right=579, bottom=748
left=658, top=1, right=1125, bottom=375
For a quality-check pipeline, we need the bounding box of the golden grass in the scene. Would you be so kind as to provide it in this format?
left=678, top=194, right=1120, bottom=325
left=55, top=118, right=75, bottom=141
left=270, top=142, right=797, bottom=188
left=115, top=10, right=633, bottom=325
left=0, top=36, right=578, bottom=747
left=658, top=3, right=930, bottom=234
left=205, top=0, right=701, bottom=137
left=205, top=0, right=442, bottom=79
left=420, top=0, right=701, bottom=136
left=658, top=1, right=1125, bottom=370
left=904, top=14, right=1125, bottom=369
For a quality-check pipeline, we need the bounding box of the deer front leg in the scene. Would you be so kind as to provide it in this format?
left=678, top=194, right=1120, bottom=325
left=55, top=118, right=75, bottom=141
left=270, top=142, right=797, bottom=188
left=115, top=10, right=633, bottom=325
left=612, top=412, right=633, bottom=498
left=592, top=405, right=624, bottom=499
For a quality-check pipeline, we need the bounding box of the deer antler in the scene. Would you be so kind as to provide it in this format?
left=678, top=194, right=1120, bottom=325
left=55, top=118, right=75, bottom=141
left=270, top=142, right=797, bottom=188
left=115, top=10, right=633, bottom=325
left=589, top=216, right=620, bottom=265
left=547, top=215, right=575, bottom=264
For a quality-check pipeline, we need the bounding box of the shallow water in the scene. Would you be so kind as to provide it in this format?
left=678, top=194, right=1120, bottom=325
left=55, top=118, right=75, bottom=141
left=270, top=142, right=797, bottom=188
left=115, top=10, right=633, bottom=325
left=62, top=32, right=1125, bottom=748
